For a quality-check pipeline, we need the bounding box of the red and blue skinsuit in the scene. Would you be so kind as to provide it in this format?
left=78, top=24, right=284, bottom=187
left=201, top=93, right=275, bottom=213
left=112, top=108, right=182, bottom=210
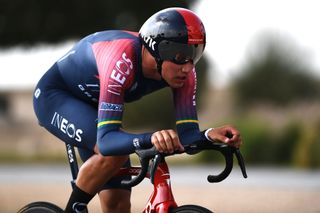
left=33, top=30, right=205, bottom=188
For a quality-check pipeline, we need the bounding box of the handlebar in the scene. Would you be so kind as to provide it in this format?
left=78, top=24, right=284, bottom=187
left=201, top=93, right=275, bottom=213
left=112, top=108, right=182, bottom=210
left=121, top=140, right=247, bottom=187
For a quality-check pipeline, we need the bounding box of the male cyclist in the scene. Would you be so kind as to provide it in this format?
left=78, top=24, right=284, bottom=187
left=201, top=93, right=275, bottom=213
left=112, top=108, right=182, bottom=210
left=33, top=7, right=242, bottom=213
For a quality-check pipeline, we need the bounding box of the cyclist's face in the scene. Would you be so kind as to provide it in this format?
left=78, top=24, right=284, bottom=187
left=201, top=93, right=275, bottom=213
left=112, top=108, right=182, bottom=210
left=161, top=60, right=194, bottom=88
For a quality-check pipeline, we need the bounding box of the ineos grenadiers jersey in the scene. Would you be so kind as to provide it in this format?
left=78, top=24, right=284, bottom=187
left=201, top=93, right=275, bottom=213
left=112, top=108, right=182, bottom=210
left=56, top=30, right=205, bottom=155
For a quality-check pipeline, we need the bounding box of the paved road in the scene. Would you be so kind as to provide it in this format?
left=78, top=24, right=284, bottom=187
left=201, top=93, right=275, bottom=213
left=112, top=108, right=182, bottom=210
left=1, top=164, right=320, bottom=213
left=1, top=164, right=319, bottom=188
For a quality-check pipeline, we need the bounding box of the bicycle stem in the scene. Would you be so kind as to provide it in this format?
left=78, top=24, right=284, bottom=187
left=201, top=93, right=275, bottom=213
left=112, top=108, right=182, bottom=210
left=143, top=160, right=178, bottom=213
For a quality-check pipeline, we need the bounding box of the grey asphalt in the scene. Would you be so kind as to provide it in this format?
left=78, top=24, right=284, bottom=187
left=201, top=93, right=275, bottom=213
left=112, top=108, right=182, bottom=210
left=1, top=164, right=319, bottom=190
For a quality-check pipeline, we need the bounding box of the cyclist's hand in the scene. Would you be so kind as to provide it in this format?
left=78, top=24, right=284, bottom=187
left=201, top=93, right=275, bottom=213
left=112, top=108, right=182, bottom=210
left=151, top=129, right=184, bottom=153
left=207, top=125, right=242, bottom=148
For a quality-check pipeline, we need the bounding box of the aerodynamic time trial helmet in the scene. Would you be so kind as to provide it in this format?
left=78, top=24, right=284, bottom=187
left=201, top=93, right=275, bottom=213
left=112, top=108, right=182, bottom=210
left=139, top=7, right=206, bottom=67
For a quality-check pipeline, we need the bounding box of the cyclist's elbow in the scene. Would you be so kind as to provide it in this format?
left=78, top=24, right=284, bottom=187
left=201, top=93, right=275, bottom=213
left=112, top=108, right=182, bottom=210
left=96, top=134, right=128, bottom=156
left=96, top=130, right=141, bottom=156
left=97, top=133, right=113, bottom=156
left=97, top=142, right=118, bottom=157
left=97, top=140, right=108, bottom=156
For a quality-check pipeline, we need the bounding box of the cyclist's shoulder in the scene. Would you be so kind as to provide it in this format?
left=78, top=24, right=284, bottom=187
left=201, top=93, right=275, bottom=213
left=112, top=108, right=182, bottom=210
left=82, top=30, right=141, bottom=64
left=81, top=30, right=139, bottom=45
left=69, top=30, right=140, bottom=55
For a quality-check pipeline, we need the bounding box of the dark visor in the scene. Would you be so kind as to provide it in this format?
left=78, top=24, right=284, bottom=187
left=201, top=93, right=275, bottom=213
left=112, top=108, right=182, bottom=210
left=158, top=40, right=205, bottom=65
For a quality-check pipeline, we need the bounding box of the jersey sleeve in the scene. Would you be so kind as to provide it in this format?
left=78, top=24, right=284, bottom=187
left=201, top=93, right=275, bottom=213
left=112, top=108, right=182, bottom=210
left=92, top=40, right=152, bottom=156
left=173, top=69, right=206, bottom=145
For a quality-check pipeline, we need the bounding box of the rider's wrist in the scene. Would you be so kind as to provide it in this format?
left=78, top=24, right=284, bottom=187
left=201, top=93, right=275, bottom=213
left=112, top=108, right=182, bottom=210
left=132, top=133, right=153, bottom=149
left=140, top=133, right=153, bottom=148
left=204, top=128, right=214, bottom=142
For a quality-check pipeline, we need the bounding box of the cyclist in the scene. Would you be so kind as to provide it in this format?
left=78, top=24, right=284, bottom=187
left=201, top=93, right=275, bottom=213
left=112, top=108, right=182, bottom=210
left=33, top=7, right=242, bottom=213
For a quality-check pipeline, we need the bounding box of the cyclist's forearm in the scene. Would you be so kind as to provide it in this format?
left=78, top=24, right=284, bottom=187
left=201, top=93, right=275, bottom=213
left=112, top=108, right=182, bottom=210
left=97, top=130, right=152, bottom=156
left=176, top=123, right=206, bottom=145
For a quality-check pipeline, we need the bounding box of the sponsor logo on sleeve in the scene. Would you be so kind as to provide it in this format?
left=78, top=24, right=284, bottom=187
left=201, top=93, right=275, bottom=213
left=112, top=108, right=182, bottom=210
left=99, top=102, right=123, bottom=112
left=108, top=52, right=134, bottom=96
left=192, top=69, right=197, bottom=106
left=133, top=138, right=141, bottom=149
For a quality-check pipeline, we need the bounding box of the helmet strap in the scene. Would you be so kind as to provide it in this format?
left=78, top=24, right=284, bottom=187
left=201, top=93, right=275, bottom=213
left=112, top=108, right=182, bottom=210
left=156, top=59, right=163, bottom=76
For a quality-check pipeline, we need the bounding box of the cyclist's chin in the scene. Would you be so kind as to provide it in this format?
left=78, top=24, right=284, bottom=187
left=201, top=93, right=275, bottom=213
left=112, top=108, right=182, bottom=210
left=162, top=75, right=185, bottom=88
left=164, top=78, right=185, bottom=88
left=168, top=81, right=184, bottom=88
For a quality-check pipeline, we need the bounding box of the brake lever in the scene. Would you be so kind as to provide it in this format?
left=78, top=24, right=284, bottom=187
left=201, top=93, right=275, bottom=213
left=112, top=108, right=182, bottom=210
left=225, top=132, right=248, bottom=178
left=121, top=147, right=157, bottom=187
left=234, top=148, right=248, bottom=178
left=150, top=154, right=162, bottom=184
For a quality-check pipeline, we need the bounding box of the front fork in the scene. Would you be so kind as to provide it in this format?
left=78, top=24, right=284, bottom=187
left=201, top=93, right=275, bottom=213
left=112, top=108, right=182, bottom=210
left=143, top=161, right=178, bottom=213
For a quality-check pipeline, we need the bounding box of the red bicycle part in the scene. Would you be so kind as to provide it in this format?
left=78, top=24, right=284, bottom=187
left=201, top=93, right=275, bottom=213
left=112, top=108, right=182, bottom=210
left=143, top=161, right=177, bottom=213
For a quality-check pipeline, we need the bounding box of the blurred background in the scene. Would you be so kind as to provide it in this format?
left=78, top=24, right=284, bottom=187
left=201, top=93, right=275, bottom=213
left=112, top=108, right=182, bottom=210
left=0, top=0, right=319, bottom=212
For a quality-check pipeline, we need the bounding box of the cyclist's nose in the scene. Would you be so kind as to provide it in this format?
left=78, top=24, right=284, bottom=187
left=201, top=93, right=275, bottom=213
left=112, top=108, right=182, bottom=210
left=181, top=62, right=194, bottom=73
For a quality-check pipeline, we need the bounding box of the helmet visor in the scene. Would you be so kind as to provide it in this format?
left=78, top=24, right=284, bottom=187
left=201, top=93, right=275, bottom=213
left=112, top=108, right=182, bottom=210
left=158, top=40, right=205, bottom=65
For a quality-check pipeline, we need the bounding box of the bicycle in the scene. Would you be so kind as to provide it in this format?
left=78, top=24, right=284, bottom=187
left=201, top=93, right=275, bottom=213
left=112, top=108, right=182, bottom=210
left=18, top=140, right=247, bottom=213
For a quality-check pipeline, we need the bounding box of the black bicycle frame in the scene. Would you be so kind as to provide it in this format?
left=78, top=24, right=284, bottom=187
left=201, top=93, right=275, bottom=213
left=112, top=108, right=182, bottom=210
left=65, top=143, right=79, bottom=189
